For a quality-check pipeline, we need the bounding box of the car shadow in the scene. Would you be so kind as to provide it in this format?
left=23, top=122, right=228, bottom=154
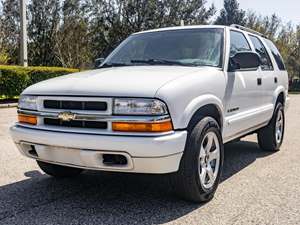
left=0, top=140, right=274, bottom=225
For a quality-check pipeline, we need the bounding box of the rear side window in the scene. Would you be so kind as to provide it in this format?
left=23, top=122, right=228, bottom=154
left=230, top=31, right=251, bottom=56
left=264, top=39, right=286, bottom=71
left=249, top=35, right=273, bottom=71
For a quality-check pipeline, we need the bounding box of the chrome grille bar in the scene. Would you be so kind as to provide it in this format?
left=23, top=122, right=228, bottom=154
left=18, top=109, right=171, bottom=123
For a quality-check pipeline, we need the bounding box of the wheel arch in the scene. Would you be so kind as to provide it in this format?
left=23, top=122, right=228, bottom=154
left=273, top=86, right=287, bottom=107
left=180, top=95, right=224, bottom=132
left=187, top=105, right=223, bottom=132
left=276, top=92, right=285, bottom=105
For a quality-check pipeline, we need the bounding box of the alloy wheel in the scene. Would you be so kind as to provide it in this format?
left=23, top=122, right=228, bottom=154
left=198, top=131, right=221, bottom=189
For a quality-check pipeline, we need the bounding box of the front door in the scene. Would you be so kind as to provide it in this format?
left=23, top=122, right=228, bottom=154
left=223, top=30, right=264, bottom=141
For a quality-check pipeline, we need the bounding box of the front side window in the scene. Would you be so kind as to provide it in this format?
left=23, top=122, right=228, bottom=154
left=104, top=28, right=224, bottom=68
left=249, top=35, right=273, bottom=71
left=230, top=31, right=251, bottom=57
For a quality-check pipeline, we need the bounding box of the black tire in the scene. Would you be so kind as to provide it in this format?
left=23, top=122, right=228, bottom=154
left=170, top=117, right=224, bottom=203
left=37, top=161, right=83, bottom=178
left=258, top=103, right=285, bottom=151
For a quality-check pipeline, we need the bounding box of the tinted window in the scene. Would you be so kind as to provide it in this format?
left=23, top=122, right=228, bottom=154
left=230, top=31, right=251, bottom=56
left=264, top=39, right=286, bottom=70
left=105, top=28, right=224, bottom=68
left=249, top=35, right=273, bottom=71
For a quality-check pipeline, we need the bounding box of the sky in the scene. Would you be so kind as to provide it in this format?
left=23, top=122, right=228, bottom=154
left=207, top=0, right=300, bottom=25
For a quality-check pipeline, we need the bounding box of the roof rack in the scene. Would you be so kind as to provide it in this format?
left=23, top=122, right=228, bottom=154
left=230, top=24, right=266, bottom=38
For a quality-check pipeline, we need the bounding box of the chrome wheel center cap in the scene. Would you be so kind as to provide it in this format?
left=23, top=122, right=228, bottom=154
left=204, top=155, right=209, bottom=164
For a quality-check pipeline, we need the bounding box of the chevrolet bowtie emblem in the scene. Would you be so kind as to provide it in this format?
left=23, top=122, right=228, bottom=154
left=58, top=111, right=76, bottom=121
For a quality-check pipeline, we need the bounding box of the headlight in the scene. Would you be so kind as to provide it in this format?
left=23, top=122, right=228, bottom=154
left=18, top=95, right=38, bottom=110
left=113, top=98, right=168, bottom=115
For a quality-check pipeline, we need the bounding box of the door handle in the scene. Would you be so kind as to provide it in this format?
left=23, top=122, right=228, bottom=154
left=257, top=78, right=262, bottom=86
left=274, top=77, right=278, bottom=83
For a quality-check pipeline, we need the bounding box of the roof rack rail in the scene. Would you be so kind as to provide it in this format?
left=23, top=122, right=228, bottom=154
left=230, top=24, right=266, bottom=38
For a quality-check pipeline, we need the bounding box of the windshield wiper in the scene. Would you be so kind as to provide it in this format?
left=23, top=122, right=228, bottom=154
left=131, top=59, right=195, bottom=67
left=100, top=62, right=131, bottom=68
left=100, top=59, right=198, bottom=68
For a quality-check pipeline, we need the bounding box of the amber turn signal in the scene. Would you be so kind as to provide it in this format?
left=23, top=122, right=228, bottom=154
left=18, top=114, right=37, bottom=125
left=112, top=120, right=173, bottom=132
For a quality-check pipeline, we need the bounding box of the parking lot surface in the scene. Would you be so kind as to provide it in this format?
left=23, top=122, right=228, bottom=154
left=0, top=95, right=300, bottom=225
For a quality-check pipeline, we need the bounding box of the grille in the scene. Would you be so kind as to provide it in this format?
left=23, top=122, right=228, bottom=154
left=44, top=100, right=107, bottom=111
left=44, top=118, right=108, bottom=129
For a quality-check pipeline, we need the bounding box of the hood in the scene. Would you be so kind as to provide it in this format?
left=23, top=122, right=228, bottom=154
left=23, top=66, right=206, bottom=97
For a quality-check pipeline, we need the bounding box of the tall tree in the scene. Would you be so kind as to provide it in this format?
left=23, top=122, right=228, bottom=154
left=294, top=25, right=300, bottom=78
left=276, top=23, right=299, bottom=78
left=215, top=0, right=246, bottom=26
left=28, top=0, right=61, bottom=66
left=1, top=0, right=20, bottom=64
left=245, top=12, right=281, bottom=40
left=262, top=14, right=281, bottom=39
left=0, top=3, right=9, bottom=64
left=88, top=0, right=216, bottom=59
left=162, top=0, right=215, bottom=26
left=54, top=0, right=91, bottom=68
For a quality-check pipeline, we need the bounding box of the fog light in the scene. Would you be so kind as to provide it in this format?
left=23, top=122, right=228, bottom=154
left=112, top=120, right=173, bottom=132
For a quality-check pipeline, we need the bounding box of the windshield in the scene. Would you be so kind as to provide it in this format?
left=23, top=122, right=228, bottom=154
left=103, top=28, right=224, bottom=68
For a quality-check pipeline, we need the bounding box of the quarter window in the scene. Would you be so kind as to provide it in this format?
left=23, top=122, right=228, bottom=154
left=249, top=35, right=273, bottom=71
left=230, top=31, right=251, bottom=57
left=264, top=39, right=286, bottom=71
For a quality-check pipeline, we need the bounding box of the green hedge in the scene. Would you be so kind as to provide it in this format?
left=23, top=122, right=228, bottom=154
left=0, top=65, right=79, bottom=98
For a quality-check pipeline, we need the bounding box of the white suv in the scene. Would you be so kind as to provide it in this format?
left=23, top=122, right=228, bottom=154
left=10, top=25, right=289, bottom=202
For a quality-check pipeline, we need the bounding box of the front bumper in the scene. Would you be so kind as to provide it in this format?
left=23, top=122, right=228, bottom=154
left=10, top=126, right=187, bottom=174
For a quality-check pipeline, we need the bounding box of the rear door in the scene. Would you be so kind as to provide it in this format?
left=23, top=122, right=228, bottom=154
left=248, top=35, right=275, bottom=108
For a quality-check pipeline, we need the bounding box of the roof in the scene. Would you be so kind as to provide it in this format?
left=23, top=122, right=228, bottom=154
left=133, top=24, right=264, bottom=38
left=133, top=25, right=227, bottom=35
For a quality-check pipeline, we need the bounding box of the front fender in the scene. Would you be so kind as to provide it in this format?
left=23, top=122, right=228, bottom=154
left=154, top=68, right=226, bottom=131
left=178, top=94, right=224, bottom=130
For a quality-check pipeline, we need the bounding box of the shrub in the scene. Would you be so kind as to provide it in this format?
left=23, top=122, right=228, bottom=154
left=0, top=65, right=79, bottom=98
left=0, top=51, right=10, bottom=65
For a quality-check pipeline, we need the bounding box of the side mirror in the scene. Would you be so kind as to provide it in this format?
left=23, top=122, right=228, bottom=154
left=95, top=58, right=105, bottom=68
left=229, top=52, right=261, bottom=72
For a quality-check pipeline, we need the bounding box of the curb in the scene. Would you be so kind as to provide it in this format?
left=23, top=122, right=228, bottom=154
left=0, top=103, right=18, bottom=108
